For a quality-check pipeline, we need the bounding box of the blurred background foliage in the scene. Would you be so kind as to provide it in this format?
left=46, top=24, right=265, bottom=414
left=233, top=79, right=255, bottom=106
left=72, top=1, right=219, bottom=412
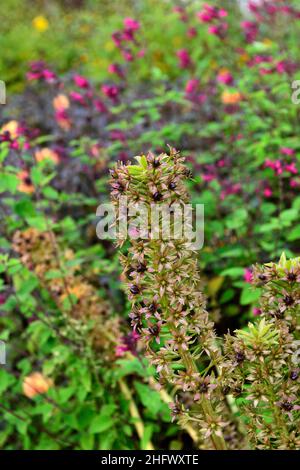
left=1, top=0, right=300, bottom=450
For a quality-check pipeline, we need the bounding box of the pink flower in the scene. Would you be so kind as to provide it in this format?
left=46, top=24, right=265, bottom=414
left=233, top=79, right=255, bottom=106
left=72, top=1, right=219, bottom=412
left=259, top=67, right=274, bottom=76
left=276, top=60, right=297, bottom=74
left=241, top=21, right=258, bottom=43
left=264, top=159, right=283, bottom=175
left=176, top=49, right=192, bottom=69
left=220, top=183, right=241, bottom=200
left=108, top=63, right=125, bottom=78
left=247, top=55, right=273, bottom=67
left=112, top=31, right=122, bottom=48
left=173, top=6, right=188, bottom=22
left=27, top=62, right=57, bottom=84
left=123, top=18, right=140, bottom=31
left=197, top=5, right=227, bottom=23
left=244, top=268, right=253, bottom=284
left=54, top=109, right=71, bottom=130
left=281, top=147, right=295, bottom=156
left=101, top=84, right=120, bottom=101
left=93, top=99, right=107, bottom=113
left=290, top=179, right=300, bottom=188
left=116, top=331, right=140, bottom=358
left=285, top=163, right=298, bottom=175
left=253, top=307, right=262, bottom=316
left=110, top=129, right=126, bottom=143
left=137, top=48, right=146, bottom=58
left=42, top=69, right=57, bottom=83
left=122, top=29, right=135, bottom=42
left=197, top=11, right=213, bottom=22
left=208, top=22, right=228, bottom=38
left=187, top=27, right=197, bottom=38
left=202, top=173, right=215, bottom=182
left=263, top=188, right=273, bottom=198
left=73, top=74, right=89, bottom=88
left=217, top=70, right=233, bottom=85
left=122, top=50, right=134, bottom=62
left=185, top=78, right=199, bottom=94
left=219, top=9, right=228, bottom=18
left=69, top=91, right=86, bottom=105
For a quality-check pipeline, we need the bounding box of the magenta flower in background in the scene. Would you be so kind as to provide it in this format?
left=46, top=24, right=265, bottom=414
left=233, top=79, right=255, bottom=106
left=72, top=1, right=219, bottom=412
left=112, top=31, right=122, bottom=48
left=197, top=5, right=227, bottom=23
left=173, top=6, right=188, bottom=22
left=123, top=18, right=140, bottom=32
left=285, top=163, right=298, bottom=175
left=122, top=50, right=134, bottom=62
left=290, top=179, right=300, bottom=188
left=176, top=49, right=192, bottom=69
left=69, top=91, right=86, bottom=106
left=108, top=63, right=125, bottom=79
left=220, top=182, right=241, bottom=200
left=101, top=84, right=120, bottom=101
left=276, top=60, right=297, bottom=74
left=208, top=22, right=228, bottom=38
left=110, top=129, right=126, bottom=143
left=27, top=61, right=57, bottom=84
left=122, top=29, right=135, bottom=42
left=264, top=159, right=283, bottom=175
left=137, top=48, right=146, bottom=58
left=187, top=27, right=197, bottom=38
left=73, top=74, right=89, bottom=89
left=185, top=79, right=207, bottom=105
left=263, top=187, right=273, bottom=198
left=217, top=70, right=234, bottom=85
left=42, top=69, right=57, bottom=83
left=217, top=158, right=226, bottom=168
left=253, top=307, right=262, bottom=316
left=202, top=173, right=215, bottom=182
left=93, top=99, right=107, bottom=113
left=281, top=147, right=295, bottom=156
left=116, top=331, right=140, bottom=357
left=241, top=21, right=259, bottom=43
left=244, top=268, right=253, bottom=284
left=185, top=78, right=199, bottom=94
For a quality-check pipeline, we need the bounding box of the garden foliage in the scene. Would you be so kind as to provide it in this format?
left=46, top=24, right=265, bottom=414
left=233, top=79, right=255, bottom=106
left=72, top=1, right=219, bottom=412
left=0, top=0, right=299, bottom=450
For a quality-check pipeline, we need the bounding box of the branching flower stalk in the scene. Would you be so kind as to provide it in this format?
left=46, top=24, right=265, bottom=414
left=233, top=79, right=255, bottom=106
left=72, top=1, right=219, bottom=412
left=222, top=253, right=300, bottom=449
left=110, top=149, right=241, bottom=450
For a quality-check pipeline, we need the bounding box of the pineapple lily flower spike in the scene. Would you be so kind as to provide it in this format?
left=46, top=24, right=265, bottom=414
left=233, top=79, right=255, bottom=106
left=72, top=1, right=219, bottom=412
left=110, top=148, right=237, bottom=450
left=110, top=149, right=300, bottom=450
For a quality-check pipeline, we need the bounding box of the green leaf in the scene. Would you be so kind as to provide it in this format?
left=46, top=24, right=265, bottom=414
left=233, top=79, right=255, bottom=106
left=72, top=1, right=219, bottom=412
left=240, top=286, right=261, bottom=305
left=134, top=381, right=162, bottom=413
left=14, top=199, right=36, bottom=217
left=0, top=173, right=19, bottom=193
left=220, top=267, right=245, bottom=278
left=26, top=216, right=48, bottom=231
left=80, top=433, right=94, bottom=450
left=89, top=405, right=116, bottom=434
left=0, top=369, right=15, bottom=393
left=287, top=225, right=300, bottom=241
